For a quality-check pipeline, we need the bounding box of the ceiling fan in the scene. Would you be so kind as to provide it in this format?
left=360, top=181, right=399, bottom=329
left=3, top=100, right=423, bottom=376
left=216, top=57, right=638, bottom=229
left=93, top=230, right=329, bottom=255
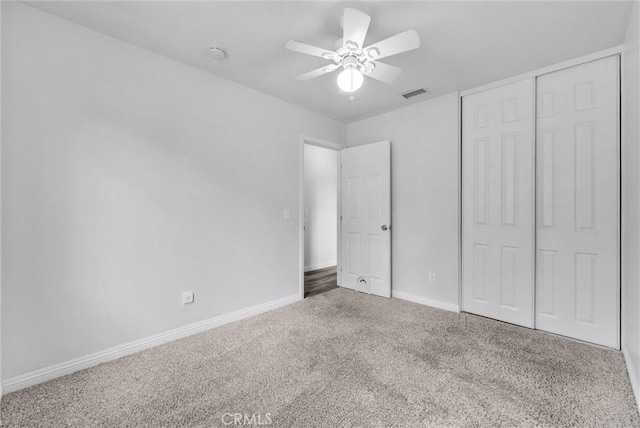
left=285, top=8, right=420, bottom=93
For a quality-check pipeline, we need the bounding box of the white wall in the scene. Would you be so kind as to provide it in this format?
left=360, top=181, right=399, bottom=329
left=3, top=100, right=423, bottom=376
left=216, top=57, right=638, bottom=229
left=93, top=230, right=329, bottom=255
left=1, top=3, right=345, bottom=380
left=623, top=0, right=640, bottom=406
left=304, top=145, right=337, bottom=271
left=347, top=93, right=460, bottom=309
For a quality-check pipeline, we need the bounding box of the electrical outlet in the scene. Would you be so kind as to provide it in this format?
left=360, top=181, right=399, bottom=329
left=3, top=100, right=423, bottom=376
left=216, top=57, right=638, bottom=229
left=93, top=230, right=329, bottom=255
left=428, top=273, right=436, bottom=284
left=182, top=291, right=194, bottom=305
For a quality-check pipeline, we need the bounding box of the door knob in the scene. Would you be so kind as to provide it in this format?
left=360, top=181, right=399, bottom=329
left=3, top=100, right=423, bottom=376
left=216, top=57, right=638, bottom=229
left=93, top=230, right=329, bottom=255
left=381, top=225, right=389, bottom=231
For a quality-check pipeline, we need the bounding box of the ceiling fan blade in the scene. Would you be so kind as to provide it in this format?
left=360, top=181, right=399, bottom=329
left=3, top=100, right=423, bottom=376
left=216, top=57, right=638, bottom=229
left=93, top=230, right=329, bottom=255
left=343, top=8, right=371, bottom=50
left=295, top=66, right=336, bottom=81
left=364, top=29, right=420, bottom=60
left=365, top=61, right=403, bottom=85
left=285, top=40, right=334, bottom=59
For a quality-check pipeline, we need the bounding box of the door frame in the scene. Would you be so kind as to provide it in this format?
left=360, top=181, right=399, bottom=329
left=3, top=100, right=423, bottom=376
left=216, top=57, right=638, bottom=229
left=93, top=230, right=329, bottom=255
left=459, top=45, right=624, bottom=349
left=299, top=135, right=345, bottom=300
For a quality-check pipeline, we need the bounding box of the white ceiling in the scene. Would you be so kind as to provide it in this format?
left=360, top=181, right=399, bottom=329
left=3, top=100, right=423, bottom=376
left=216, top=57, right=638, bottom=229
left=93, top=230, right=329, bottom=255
left=27, top=1, right=633, bottom=123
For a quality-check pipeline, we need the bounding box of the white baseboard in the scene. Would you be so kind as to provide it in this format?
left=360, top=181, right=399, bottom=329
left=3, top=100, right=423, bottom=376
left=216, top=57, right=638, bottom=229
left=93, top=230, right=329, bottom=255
left=392, top=290, right=460, bottom=313
left=304, top=261, right=337, bottom=272
left=2, top=293, right=300, bottom=394
left=622, top=342, right=640, bottom=410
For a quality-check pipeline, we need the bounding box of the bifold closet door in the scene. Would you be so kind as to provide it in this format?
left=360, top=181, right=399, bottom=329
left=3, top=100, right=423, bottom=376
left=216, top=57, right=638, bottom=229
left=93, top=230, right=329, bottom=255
left=462, top=79, right=535, bottom=328
left=535, top=56, right=620, bottom=348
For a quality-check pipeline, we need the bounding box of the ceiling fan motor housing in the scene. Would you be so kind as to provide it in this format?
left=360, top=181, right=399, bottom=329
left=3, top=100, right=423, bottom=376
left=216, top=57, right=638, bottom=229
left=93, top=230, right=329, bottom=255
left=343, top=55, right=358, bottom=69
left=339, top=51, right=376, bottom=75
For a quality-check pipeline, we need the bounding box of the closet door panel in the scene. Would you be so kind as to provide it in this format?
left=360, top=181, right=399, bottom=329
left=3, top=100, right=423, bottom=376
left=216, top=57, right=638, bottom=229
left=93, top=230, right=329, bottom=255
left=462, top=79, right=535, bottom=328
left=535, top=56, right=619, bottom=348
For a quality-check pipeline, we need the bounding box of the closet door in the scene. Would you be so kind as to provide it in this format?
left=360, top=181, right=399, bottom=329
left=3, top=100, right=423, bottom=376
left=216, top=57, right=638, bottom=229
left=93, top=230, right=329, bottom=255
left=535, top=56, right=619, bottom=348
left=462, top=79, right=535, bottom=328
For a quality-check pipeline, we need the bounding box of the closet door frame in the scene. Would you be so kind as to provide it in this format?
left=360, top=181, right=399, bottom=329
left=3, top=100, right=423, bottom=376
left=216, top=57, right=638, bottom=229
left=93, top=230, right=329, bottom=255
left=459, top=45, right=623, bottom=349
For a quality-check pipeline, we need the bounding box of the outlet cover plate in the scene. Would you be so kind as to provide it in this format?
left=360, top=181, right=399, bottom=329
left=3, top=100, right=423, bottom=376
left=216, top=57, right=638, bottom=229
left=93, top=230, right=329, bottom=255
left=182, top=291, right=194, bottom=305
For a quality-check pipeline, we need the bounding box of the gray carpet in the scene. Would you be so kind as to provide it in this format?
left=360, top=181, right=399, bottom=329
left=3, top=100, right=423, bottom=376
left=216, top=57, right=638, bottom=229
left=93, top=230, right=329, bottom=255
left=2, top=288, right=639, bottom=427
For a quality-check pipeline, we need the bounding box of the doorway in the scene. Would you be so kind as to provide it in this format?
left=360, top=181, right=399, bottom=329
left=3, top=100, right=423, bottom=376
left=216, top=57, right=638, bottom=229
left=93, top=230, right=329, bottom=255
left=301, top=138, right=341, bottom=298
left=299, top=137, right=393, bottom=300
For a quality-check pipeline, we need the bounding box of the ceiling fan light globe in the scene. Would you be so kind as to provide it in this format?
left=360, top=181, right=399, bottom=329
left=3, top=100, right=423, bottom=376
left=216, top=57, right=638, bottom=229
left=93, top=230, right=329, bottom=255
left=366, top=47, right=380, bottom=59
left=362, top=62, right=375, bottom=74
left=337, top=68, right=364, bottom=92
left=336, top=47, right=348, bottom=56
left=345, top=40, right=359, bottom=52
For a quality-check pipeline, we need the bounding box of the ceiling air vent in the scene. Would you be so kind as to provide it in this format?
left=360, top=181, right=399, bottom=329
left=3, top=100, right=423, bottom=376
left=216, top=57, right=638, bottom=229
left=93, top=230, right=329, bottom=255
left=402, top=88, right=427, bottom=99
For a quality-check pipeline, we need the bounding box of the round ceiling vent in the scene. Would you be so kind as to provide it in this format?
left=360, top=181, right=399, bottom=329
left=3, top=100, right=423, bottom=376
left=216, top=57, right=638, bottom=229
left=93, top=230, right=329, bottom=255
left=208, top=47, right=226, bottom=60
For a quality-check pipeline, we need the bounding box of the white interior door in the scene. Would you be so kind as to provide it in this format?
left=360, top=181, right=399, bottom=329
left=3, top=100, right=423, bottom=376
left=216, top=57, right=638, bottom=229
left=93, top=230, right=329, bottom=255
left=340, top=141, right=391, bottom=298
left=462, top=79, right=535, bottom=328
left=535, top=56, right=619, bottom=348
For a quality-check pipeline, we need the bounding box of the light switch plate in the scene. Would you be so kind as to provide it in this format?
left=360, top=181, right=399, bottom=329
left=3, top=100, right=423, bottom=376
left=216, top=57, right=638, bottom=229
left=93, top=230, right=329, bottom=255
left=284, top=209, right=291, bottom=220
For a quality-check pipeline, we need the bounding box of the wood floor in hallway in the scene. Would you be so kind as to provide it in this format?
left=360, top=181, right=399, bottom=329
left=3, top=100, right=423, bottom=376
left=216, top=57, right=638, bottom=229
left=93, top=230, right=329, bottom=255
left=304, top=266, right=337, bottom=298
